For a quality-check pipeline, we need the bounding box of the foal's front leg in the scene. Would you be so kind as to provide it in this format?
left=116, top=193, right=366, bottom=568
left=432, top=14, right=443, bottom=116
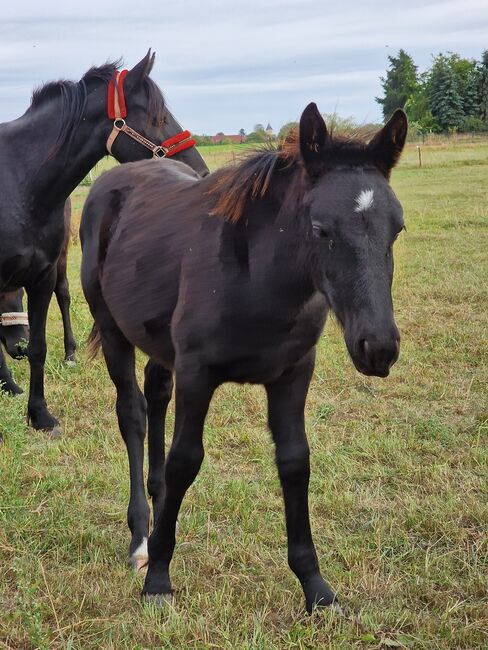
left=142, top=366, right=215, bottom=602
left=25, top=269, right=60, bottom=435
left=265, top=352, right=338, bottom=613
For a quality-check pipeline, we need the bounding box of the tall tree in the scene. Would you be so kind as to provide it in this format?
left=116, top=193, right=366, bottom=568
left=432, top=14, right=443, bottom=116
left=478, top=50, right=488, bottom=123
left=376, top=49, right=418, bottom=120
left=428, top=55, right=465, bottom=131
left=446, top=53, right=479, bottom=117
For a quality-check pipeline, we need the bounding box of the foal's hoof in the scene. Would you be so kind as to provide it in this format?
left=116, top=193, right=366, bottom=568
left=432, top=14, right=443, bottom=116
left=304, top=575, right=338, bottom=614
left=129, top=555, right=149, bottom=573
left=142, top=592, right=174, bottom=607
left=129, top=538, right=148, bottom=573
left=65, top=356, right=77, bottom=367
left=45, top=426, right=62, bottom=439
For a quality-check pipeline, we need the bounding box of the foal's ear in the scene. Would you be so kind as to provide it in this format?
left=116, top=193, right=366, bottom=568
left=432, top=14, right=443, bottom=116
left=368, top=109, right=408, bottom=176
left=299, top=102, right=328, bottom=178
left=126, top=49, right=156, bottom=89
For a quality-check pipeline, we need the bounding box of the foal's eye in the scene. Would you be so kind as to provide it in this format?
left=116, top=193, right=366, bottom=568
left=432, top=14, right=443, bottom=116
left=312, top=224, right=330, bottom=240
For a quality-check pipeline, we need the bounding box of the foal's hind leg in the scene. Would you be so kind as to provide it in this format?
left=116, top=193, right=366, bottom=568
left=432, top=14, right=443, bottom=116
left=142, top=366, right=215, bottom=602
left=55, top=251, right=76, bottom=364
left=265, top=352, right=338, bottom=614
left=144, top=360, right=173, bottom=524
left=98, top=322, right=150, bottom=570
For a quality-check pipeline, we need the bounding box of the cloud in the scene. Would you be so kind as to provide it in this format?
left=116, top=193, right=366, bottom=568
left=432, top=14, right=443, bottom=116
left=1, top=0, right=487, bottom=132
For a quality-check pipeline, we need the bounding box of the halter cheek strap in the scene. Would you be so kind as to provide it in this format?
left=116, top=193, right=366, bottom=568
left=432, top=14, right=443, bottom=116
left=1, top=312, right=29, bottom=327
left=106, top=70, right=196, bottom=158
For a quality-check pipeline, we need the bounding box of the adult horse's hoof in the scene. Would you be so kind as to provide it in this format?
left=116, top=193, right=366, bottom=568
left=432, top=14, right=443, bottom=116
left=65, top=356, right=77, bottom=367
left=1, top=382, right=23, bottom=396
left=142, top=592, right=174, bottom=607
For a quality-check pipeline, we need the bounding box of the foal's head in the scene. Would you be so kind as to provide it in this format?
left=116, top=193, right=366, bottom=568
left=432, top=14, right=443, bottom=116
left=300, top=103, right=407, bottom=377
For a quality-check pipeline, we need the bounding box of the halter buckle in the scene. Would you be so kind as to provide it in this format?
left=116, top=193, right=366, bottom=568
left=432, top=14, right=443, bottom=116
left=153, top=146, right=168, bottom=158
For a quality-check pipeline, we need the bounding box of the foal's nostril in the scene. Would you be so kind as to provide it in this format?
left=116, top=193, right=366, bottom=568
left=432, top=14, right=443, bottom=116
left=359, top=339, right=369, bottom=358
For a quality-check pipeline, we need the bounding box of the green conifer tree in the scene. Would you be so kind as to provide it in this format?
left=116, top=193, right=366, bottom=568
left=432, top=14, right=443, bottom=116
left=376, top=49, right=418, bottom=121
left=428, top=55, right=465, bottom=131
left=478, top=50, right=488, bottom=123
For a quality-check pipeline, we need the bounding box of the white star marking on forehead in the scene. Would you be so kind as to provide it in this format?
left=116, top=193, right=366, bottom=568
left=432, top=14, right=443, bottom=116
left=354, top=189, right=374, bottom=213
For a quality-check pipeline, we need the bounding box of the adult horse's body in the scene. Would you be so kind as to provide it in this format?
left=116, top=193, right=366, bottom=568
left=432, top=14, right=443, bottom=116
left=81, top=104, right=407, bottom=611
left=0, top=50, right=208, bottom=435
left=0, top=199, right=75, bottom=397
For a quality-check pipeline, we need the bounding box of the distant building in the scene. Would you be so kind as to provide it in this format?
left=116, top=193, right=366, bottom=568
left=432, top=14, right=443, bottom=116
left=211, top=133, right=246, bottom=144
left=265, top=123, right=274, bottom=137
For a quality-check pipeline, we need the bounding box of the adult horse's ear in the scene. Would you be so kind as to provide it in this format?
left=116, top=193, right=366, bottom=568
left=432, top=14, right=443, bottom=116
left=125, top=49, right=156, bottom=90
left=299, top=102, right=328, bottom=178
left=368, top=109, right=408, bottom=177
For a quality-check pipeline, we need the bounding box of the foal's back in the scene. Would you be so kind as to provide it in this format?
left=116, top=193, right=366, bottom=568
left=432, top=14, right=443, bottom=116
left=81, top=157, right=326, bottom=377
left=81, top=159, right=207, bottom=364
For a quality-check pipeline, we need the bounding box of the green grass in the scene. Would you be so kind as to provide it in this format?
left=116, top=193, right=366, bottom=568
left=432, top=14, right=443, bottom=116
left=1, top=142, right=487, bottom=649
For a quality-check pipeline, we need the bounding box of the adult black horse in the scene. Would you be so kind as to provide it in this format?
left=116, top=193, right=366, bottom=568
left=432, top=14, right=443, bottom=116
left=0, top=199, right=75, bottom=398
left=81, top=103, right=407, bottom=612
left=0, top=50, right=208, bottom=436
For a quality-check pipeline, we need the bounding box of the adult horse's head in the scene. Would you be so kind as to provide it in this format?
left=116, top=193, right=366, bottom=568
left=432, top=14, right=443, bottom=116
left=0, top=290, right=29, bottom=359
left=91, top=50, right=209, bottom=175
left=34, top=49, right=208, bottom=178
left=300, top=103, right=407, bottom=377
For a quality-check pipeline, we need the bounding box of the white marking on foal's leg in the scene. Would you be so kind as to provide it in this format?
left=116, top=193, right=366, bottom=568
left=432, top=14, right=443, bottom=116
left=129, top=537, right=148, bottom=572
left=354, top=188, right=374, bottom=213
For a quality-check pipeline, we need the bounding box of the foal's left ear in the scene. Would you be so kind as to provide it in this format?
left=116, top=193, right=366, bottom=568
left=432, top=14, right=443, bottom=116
left=299, top=102, right=329, bottom=178
left=368, top=109, right=408, bottom=177
left=126, top=49, right=156, bottom=90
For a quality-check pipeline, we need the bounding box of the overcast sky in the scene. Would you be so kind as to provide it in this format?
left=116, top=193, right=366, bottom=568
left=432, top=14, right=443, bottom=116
left=1, top=0, right=487, bottom=134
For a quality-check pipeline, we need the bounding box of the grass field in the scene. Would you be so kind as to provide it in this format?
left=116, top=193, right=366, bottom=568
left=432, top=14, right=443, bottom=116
left=0, top=140, right=487, bottom=649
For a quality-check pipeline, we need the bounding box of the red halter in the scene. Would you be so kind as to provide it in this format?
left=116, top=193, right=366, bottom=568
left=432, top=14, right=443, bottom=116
left=106, top=70, right=196, bottom=158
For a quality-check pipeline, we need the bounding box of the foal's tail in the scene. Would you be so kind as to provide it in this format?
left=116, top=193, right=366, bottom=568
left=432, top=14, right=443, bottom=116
left=87, top=323, right=102, bottom=359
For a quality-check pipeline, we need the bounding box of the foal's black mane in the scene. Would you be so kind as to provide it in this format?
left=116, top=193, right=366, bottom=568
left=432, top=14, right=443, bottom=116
left=208, top=130, right=376, bottom=222
left=27, top=60, right=166, bottom=157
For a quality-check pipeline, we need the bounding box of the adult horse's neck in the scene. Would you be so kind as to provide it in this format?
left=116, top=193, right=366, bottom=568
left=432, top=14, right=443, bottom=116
left=3, top=96, right=108, bottom=212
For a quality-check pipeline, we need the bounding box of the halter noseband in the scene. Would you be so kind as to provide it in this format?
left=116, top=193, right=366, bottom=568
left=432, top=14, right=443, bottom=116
left=106, top=70, right=196, bottom=158
left=1, top=312, right=29, bottom=327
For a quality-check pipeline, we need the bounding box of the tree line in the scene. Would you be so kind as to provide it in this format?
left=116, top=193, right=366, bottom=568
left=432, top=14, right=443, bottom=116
left=377, top=49, right=488, bottom=134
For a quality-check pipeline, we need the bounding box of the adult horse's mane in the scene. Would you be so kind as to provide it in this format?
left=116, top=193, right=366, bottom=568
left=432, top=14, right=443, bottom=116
left=27, top=60, right=166, bottom=157
left=208, top=129, right=380, bottom=223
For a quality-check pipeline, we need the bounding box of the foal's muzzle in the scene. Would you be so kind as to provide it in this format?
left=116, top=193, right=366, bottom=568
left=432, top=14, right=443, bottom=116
left=351, top=332, right=400, bottom=377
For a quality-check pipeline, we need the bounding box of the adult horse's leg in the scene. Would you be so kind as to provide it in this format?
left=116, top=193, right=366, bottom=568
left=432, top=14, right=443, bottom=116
left=99, top=322, right=151, bottom=570
left=26, top=269, right=60, bottom=435
left=55, top=250, right=76, bottom=364
left=142, top=366, right=215, bottom=602
left=143, top=360, right=173, bottom=523
left=0, top=346, right=23, bottom=395
left=265, top=352, right=338, bottom=614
